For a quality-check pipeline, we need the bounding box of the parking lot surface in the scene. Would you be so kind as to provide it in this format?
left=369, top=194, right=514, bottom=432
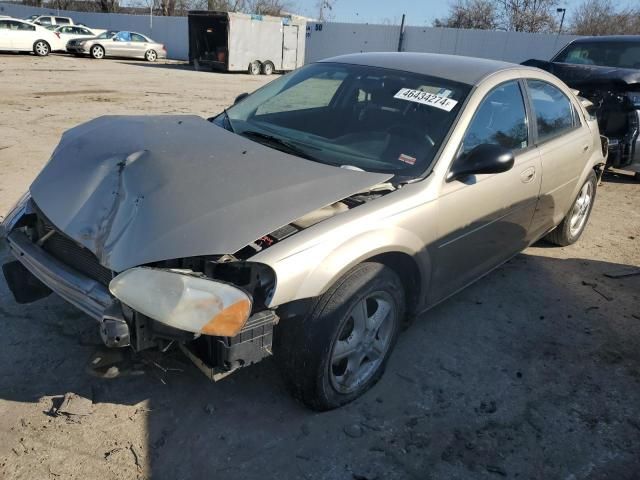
left=1, top=54, right=639, bottom=480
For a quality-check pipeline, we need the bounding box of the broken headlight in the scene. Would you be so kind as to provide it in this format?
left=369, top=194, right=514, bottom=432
left=1, top=191, right=31, bottom=237
left=109, top=267, right=252, bottom=337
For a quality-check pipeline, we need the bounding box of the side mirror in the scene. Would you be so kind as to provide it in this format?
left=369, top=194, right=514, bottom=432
left=234, top=92, right=249, bottom=105
left=447, top=144, right=515, bottom=182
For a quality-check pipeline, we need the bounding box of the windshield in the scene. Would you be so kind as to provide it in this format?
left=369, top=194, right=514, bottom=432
left=554, top=41, right=640, bottom=70
left=97, top=30, right=118, bottom=39
left=221, top=62, right=471, bottom=178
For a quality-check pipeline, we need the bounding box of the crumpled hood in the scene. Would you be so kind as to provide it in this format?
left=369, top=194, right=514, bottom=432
left=522, top=59, right=640, bottom=90
left=30, top=115, right=392, bottom=272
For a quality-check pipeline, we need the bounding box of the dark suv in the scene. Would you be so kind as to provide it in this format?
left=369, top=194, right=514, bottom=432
left=524, top=36, right=640, bottom=180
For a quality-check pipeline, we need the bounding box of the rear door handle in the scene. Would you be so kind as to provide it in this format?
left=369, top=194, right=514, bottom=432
left=520, top=166, right=536, bottom=183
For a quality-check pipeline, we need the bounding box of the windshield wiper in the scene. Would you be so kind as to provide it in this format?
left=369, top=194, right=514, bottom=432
left=240, top=130, right=317, bottom=160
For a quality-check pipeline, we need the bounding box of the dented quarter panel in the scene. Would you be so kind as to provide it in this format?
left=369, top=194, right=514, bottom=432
left=29, top=115, right=392, bottom=272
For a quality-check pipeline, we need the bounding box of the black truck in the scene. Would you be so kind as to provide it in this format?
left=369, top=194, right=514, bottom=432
left=524, top=36, right=640, bottom=180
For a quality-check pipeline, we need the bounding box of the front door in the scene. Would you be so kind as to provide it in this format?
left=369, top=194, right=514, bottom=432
left=430, top=80, right=541, bottom=303
left=282, top=25, right=298, bottom=70
left=107, top=31, right=132, bottom=56
left=0, top=20, right=12, bottom=50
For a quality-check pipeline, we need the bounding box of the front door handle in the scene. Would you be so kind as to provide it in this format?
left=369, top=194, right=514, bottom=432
left=520, top=166, right=536, bottom=183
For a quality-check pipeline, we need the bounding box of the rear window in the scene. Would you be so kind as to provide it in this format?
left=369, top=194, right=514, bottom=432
left=527, top=80, right=577, bottom=142
left=554, top=41, right=640, bottom=70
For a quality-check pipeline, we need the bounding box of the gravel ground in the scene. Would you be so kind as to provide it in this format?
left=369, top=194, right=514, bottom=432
left=0, top=53, right=639, bottom=480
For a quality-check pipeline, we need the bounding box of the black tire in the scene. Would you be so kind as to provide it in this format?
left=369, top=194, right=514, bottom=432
left=90, top=45, right=105, bottom=59
left=634, top=172, right=640, bottom=182
left=276, top=262, right=405, bottom=410
left=33, top=40, right=50, bottom=57
left=261, top=61, right=274, bottom=75
left=145, top=49, right=157, bottom=62
left=248, top=60, right=261, bottom=75
left=545, top=170, right=597, bottom=246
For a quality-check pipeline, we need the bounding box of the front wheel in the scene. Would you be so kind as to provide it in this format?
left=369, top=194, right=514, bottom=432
left=248, top=60, right=261, bottom=75
left=276, top=262, right=405, bottom=410
left=145, top=49, right=157, bottom=62
left=33, top=40, right=50, bottom=56
left=90, top=45, right=105, bottom=59
left=545, top=170, right=597, bottom=246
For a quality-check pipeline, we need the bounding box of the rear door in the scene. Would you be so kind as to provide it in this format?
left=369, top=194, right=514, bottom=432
left=430, top=80, right=542, bottom=302
left=281, top=25, right=298, bottom=70
left=525, top=79, right=593, bottom=238
left=130, top=33, right=149, bottom=58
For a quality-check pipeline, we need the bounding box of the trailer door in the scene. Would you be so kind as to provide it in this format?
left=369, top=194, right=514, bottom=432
left=282, top=25, right=298, bottom=71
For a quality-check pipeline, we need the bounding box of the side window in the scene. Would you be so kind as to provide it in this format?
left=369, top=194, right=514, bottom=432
left=80, top=28, right=91, bottom=35
left=461, top=80, right=529, bottom=155
left=131, top=33, right=147, bottom=42
left=56, top=17, right=71, bottom=25
left=38, top=17, right=52, bottom=25
left=115, top=31, right=131, bottom=42
left=0, top=20, right=9, bottom=29
left=19, top=22, right=35, bottom=31
left=526, top=80, right=577, bottom=143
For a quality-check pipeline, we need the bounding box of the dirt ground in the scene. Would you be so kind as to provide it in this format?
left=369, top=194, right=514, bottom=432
left=1, top=54, right=639, bottom=480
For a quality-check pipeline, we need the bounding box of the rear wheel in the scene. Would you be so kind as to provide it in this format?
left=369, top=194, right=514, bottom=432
left=248, top=60, right=261, bottom=75
left=33, top=40, right=50, bottom=56
left=90, top=45, right=105, bottom=59
left=545, top=170, right=597, bottom=246
left=145, top=49, right=157, bottom=62
left=276, top=262, right=405, bottom=410
left=261, top=61, right=274, bottom=75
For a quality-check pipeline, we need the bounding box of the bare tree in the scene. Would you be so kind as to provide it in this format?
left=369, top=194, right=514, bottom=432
left=96, top=0, right=119, bottom=13
left=570, top=0, right=640, bottom=35
left=247, top=0, right=289, bottom=16
left=317, top=0, right=336, bottom=21
left=494, top=0, right=558, bottom=32
left=433, top=0, right=498, bottom=29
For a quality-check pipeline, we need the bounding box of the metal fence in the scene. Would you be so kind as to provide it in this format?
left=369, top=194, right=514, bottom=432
left=1, top=2, right=580, bottom=63
left=304, top=21, right=580, bottom=64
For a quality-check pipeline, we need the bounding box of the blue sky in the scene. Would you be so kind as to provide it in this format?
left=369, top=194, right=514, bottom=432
left=292, top=0, right=634, bottom=26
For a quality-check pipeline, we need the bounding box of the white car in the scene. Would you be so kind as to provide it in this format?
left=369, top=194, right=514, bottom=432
left=51, top=25, right=99, bottom=52
left=24, top=15, right=74, bottom=27
left=0, top=18, right=58, bottom=56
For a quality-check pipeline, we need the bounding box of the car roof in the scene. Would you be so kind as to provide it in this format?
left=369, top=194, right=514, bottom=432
left=570, top=35, right=640, bottom=44
left=319, top=52, right=523, bottom=86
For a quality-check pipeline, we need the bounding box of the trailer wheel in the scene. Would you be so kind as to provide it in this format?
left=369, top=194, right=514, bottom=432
left=248, top=61, right=261, bottom=75
left=261, top=61, right=274, bottom=75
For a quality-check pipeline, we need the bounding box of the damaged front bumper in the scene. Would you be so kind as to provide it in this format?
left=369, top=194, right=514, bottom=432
left=1, top=200, right=278, bottom=380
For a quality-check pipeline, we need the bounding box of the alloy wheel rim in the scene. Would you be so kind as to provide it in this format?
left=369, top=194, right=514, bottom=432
left=329, top=291, right=396, bottom=394
left=569, top=181, right=592, bottom=237
left=93, top=46, right=103, bottom=58
left=36, top=42, right=47, bottom=55
left=147, top=51, right=156, bottom=61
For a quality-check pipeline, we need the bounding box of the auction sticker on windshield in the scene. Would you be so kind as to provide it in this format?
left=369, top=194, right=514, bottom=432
left=394, top=88, right=458, bottom=111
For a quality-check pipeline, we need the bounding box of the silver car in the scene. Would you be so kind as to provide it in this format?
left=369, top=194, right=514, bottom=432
left=1, top=53, right=606, bottom=410
left=66, top=29, right=166, bottom=61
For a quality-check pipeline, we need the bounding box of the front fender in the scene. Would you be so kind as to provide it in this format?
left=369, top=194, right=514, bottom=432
left=262, top=225, right=430, bottom=308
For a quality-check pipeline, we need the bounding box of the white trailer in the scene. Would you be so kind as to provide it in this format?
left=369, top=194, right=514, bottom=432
left=188, top=11, right=306, bottom=75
